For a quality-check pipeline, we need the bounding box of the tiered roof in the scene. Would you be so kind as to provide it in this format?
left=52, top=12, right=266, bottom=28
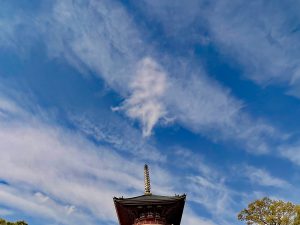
left=113, top=165, right=186, bottom=225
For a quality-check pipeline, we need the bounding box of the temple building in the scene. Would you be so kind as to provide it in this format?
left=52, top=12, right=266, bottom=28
left=113, top=165, right=186, bottom=225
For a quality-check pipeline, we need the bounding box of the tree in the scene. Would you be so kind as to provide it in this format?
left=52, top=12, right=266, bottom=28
left=238, top=197, right=300, bottom=225
left=0, top=218, right=27, bottom=225
left=294, top=206, right=300, bottom=225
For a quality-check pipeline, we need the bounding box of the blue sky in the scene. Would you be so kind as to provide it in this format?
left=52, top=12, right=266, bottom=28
left=0, top=0, right=300, bottom=225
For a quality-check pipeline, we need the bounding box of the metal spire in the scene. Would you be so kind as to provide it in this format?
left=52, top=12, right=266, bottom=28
left=144, top=164, right=151, bottom=195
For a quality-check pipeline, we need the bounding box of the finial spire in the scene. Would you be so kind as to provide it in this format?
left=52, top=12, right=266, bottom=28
left=144, top=164, right=151, bottom=195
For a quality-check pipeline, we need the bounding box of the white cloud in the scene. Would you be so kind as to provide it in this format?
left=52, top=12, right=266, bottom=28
left=0, top=185, right=94, bottom=224
left=0, top=208, right=13, bottom=217
left=0, top=95, right=235, bottom=225
left=165, top=67, right=283, bottom=154
left=279, top=145, right=300, bottom=166
left=0, top=94, right=199, bottom=224
left=173, top=147, right=217, bottom=178
left=3, top=89, right=297, bottom=225
left=182, top=209, right=216, bottom=225
left=0, top=0, right=288, bottom=154
left=244, top=166, right=289, bottom=188
left=1, top=2, right=300, bottom=224
left=184, top=173, right=242, bottom=225
left=133, top=0, right=207, bottom=46
left=114, top=57, right=167, bottom=137
left=0, top=123, right=121, bottom=223
left=0, top=95, right=26, bottom=118
left=206, top=1, right=300, bottom=94
left=70, top=113, right=164, bottom=161
left=43, top=0, right=143, bottom=93
left=187, top=175, right=230, bottom=214
left=137, top=0, right=300, bottom=95
left=166, top=70, right=241, bottom=130
left=0, top=97, right=147, bottom=224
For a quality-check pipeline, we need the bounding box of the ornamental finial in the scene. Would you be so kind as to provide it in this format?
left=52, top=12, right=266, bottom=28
left=144, top=164, right=151, bottom=195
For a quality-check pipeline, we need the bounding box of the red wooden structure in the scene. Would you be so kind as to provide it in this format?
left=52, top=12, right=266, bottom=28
left=113, top=165, right=186, bottom=225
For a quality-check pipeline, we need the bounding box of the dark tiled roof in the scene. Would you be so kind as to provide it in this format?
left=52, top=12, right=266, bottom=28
left=113, top=194, right=186, bottom=225
left=114, top=194, right=186, bottom=205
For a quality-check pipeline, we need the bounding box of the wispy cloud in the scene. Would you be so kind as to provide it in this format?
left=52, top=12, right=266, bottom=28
left=170, top=147, right=238, bottom=224
left=0, top=208, right=13, bottom=217
left=0, top=0, right=291, bottom=154
left=2, top=1, right=300, bottom=225
left=44, top=0, right=143, bottom=92
left=70, top=113, right=164, bottom=161
left=0, top=185, right=93, bottom=224
left=114, top=57, right=167, bottom=137
left=279, top=144, right=300, bottom=166
left=0, top=94, right=212, bottom=225
left=165, top=67, right=283, bottom=154
left=0, top=97, right=25, bottom=119
left=0, top=95, right=146, bottom=224
left=182, top=209, right=217, bottom=225
left=186, top=175, right=235, bottom=222
left=1, top=92, right=298, bottom=225
left=137, top=0, right=300, bottom=96
left=244, top=166, right=289, bottom=188
left=206, top=1, right=300, bottom=97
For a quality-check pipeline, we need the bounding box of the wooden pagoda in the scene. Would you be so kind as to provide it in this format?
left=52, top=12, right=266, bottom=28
left=113, top=165, right=186, bottom=225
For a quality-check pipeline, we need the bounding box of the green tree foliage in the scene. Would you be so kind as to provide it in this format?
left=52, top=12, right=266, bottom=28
left=238, top=197, right=300, bottom=225
left=294, top=206, right=300, bottom=225
left=0, top=218, right=27, bottom=225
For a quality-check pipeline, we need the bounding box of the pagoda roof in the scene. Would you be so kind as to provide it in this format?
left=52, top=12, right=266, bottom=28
left=114, top=194, right=186, bottom=205
left=114, top=194, right=186, bottom=225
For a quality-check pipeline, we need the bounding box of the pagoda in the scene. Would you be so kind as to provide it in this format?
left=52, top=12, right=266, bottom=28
left=113, top=165, right=186, bottom=225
